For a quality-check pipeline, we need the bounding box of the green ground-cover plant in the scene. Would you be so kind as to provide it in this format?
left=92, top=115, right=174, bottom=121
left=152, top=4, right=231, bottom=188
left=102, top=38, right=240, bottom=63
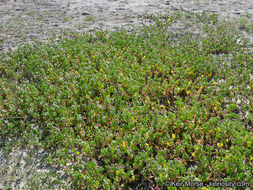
left=0, top=11, right=252, bottom=189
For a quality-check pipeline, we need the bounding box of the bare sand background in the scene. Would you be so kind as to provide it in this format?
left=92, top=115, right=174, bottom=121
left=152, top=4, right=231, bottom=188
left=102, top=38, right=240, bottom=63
left=0, top=0, right=253, bottom=52
left=0, top=0, right=253, bottom=189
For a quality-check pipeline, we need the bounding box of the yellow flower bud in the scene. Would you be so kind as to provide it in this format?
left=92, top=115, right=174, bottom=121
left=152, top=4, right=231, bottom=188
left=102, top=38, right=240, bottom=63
left=123, top=141, right=127, bottom=148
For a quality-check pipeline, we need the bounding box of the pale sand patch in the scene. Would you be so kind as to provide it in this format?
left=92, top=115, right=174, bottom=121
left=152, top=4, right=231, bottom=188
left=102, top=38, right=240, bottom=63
left=0, top=0, right=252, bottom=52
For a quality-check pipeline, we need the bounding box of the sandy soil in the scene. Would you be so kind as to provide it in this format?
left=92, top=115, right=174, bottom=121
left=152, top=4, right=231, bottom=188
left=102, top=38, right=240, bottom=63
left=0, top=0, right=253, bottom=53
left=0, top=0, right=253, bottom=189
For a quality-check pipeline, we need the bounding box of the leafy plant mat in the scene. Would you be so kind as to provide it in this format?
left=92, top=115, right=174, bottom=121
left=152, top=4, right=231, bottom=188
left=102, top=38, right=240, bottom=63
left=0, top=11, right=252, bottom=189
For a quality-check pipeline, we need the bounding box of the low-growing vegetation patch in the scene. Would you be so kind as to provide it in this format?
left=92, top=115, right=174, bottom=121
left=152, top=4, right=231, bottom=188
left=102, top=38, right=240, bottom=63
left=0, top=11, right=252, bottom=189
left=85, top=15, right=95, bottom=23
